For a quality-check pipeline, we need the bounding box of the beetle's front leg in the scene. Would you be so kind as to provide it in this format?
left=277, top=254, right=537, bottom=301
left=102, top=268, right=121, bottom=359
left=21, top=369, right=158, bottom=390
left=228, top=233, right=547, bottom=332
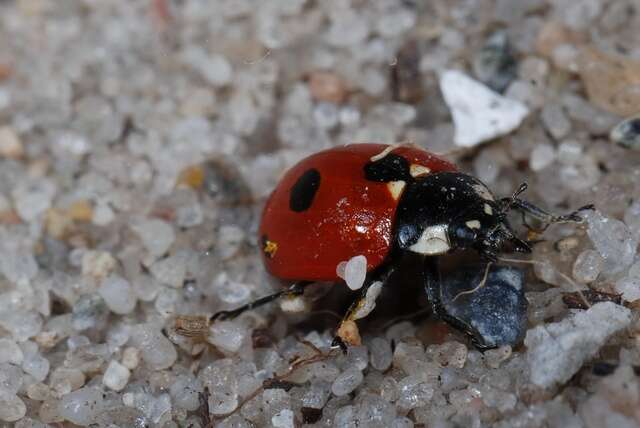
left=508, top=198, right=594, bottom=231
left=331, top=266, right=394, bottom=353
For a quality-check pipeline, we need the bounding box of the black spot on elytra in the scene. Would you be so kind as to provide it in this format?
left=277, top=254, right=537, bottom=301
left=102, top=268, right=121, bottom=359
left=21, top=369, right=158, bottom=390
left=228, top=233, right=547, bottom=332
left=364, top=153, right=411, bottom=182
left=289, top=168, right=321, bottom=212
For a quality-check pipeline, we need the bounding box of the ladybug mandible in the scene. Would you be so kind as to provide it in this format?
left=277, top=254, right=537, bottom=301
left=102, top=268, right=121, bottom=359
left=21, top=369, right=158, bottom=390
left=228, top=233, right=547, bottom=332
left=212, top=143, right=591, bottom=349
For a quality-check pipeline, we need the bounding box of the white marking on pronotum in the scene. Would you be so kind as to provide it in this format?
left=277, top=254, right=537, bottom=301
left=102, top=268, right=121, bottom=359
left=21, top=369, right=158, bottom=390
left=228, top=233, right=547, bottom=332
left=409, top=224, right=451, bottom=255
left=472, top=183, right=495, bottom=201
left=387, top=180, right=406, bottom=200
left=465, top=219, right=481, bottom=229
left=484, top=203, right=493, bottom=215
left=370, top=144, right=399, bottom=162
left=352, top=281, right=384, bottom=320
left=280, top=295, right=308, bottom=313
left=410, top=164, right=431, bottom=177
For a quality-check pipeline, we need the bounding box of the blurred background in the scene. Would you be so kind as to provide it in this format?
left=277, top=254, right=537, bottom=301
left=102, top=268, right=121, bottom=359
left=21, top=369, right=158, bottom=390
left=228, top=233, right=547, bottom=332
left=0, top=0, right=640, bottom=426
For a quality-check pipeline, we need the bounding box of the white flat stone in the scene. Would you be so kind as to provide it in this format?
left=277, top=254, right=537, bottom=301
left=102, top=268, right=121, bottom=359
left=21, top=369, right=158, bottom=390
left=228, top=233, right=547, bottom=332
left=439, top=69, right=529, bottom=147
left=525, top=302, right=631, bottom=388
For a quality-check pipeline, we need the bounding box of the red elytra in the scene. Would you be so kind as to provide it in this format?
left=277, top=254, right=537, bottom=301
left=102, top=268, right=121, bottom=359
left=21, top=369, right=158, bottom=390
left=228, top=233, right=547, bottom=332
left=258, top=143, right=456, bottom=281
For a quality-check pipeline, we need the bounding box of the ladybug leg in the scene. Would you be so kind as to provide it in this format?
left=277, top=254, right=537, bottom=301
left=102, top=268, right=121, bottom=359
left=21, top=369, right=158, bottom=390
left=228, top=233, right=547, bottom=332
left=505, top=198, right=594, bottom=231
left=210, top=281, right=312, bottom=322
left=331, top=267, right=395, bottom=353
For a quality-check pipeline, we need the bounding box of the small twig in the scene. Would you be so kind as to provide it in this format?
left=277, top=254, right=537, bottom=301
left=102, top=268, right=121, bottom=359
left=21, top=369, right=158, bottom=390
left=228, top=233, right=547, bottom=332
left=198, top=387, right=212, bottom=428
left=295, top=337, right=324, bottom=355
left=562, top=290, right=623, bottom=310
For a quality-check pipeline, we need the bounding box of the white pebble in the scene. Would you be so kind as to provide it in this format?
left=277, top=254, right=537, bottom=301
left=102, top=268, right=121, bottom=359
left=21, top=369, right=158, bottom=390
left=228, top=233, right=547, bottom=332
left=397, top=376, right=435, bottom=410
left=208, top=320, right=248, bottom=354
left=150, top=254, right=187, bottom=288
left=529, top=143, right=556, bottom=171
left=392, top=416, right=414, bottom=428
left=198, top=359, right=240, bottom=415
left=169, top=374, right=201, bottom=411
left=483, top=345, right=512, bottom=369
left=103, top=360, right=130, bottom=391
left=12, top=179, right=57, bottom=222
left=214, top=275, right=251, bottom=305
left=0, top=339, right=23, bottom=365
left=572, top=249, right=604, bottom=283
left=272, top=409, right=295, bottom=428
left=129, top=324, right=177, bottom=370
left=0, top=310, right=43, bottom=342
left=279, top=295, right=308, bottom=313
left=439, top=69, right=529, bottom=147
left=331, top=368, right=363, bottom=396
left=182, top=47, right=232, bottom=87
left=427, top=342, right=468, bottom=369
left=376, top=8, right=416, bottom=37
left=148, top=393, right=172, bottom=424
left=99, top=275, right=137, bottom=315
left=541, top=104, right=571, bottom=140
left=369, top=337, right=393, bottom=371
left=337, top=255, right=367, bottom=290
left=0, top=126, right=22, bottom=158
left=50, top=367, right=86, bottom=394
left=557, top=140, right=583, bottom=164
left=81, top=250, right=117, bottom=279
left=122, top=347, right=141, bottom=370
left=130, top=218, right=175, bottom=258
left=586, top=211, right=638, bottom=276
left=0, top=394, right=26, bottom=422
left=615, top=276, right=640, bottom=302
left=122, top=392, right=135, bottom=407
left=106, top=324, right=131, bottom=351
left=58, top=387, right=106, bottom=426
left=21, top=350, right=49, bottom=382
left=92, top=202, right=115, bottom=226
left=525, top=302, right=631, bottom=388
left=217, top=225, right=245, bottom=260
left=0, top=363, right=23, bottom=395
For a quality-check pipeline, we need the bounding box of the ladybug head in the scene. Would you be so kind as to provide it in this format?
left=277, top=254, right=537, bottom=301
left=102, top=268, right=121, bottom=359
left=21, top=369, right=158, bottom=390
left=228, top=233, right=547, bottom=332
left=447, top=181, right=532, bottom=261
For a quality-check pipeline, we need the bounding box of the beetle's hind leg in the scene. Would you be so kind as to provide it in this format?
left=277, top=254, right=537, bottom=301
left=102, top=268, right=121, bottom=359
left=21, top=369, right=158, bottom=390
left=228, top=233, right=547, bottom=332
left=211, top=280, right=312, bottom=322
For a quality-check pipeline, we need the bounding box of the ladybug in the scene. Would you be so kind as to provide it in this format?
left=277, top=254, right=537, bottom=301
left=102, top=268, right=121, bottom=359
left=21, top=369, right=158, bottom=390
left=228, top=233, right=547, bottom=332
left=212, top=143, right=591, bottom=349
